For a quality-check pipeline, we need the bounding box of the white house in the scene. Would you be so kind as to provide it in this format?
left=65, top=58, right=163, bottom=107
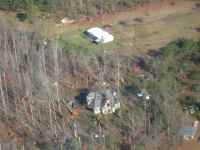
left=86, top=88, right=120, bottom=115
left=84, top=27, right=114, bottom=44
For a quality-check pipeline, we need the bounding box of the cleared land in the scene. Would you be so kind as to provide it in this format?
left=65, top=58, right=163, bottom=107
left=56, top=0, right=200, bottom=56
left=1, top=0, right=199, bottom=56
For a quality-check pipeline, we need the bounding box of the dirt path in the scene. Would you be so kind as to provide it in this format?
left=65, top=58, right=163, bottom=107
left=64, top=0, right=198, bottom=30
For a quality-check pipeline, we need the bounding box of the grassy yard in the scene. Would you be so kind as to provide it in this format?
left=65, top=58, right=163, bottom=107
left=58, top=27, right=120, bottom=56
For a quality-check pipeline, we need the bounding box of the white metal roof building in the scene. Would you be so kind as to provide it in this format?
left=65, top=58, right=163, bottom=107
left=85, top=27, right=114, bottom=44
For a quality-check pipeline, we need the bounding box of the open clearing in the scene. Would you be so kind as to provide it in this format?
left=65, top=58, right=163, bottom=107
left=56, top=0, right=200, bottom=56
left=1, top=0, right=199, bottom=56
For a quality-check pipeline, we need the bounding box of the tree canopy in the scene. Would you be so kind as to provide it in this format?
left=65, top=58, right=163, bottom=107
left=0, top=0, right=148, bottom=18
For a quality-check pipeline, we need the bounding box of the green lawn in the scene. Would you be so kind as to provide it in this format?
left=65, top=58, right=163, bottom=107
left=58, top=28, right=120, bottom=56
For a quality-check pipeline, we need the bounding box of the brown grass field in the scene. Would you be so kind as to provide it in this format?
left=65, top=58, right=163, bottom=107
left=58, top=0, right=200, bottom=56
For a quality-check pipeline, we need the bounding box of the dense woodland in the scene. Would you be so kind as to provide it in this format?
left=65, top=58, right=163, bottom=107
left=0, top=0, right=150, bottom=18
left=0, top=17, right=199, bottom=149
left=0, top=0, right=200, bottom=149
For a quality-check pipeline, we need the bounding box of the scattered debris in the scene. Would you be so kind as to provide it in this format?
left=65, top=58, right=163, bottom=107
left=103, top=24, right=113, bottom=33
left=43, top=40, right=48, bottom=46
left=16, top=13, right=27, bottom=22
left=118, top=20, right=130, bottom=27
left=184, top=105, right=199, bottom=115
left=197, top=136, right=200, bottom=143
left=196, top=27, right=200, bottom=32
left=91, top=121, right=105, bottom=144
left=73, top=122, right=79, bottom=138
left=91, top=132, right=105, bottom=144
left=195, top=3, right=200, bottom=9
left=136, top=89, right=151, bottom=100
left=132, top=64, right=142, bottom=74
left=61, top=17, right=75, bottom=24
left=148, top=49, right=162, bottom=58
left=66, top=101, right=81, bottom=118
left=134, top=18, right=144, bottom=23
left=170, top=2, right=175, bottom=6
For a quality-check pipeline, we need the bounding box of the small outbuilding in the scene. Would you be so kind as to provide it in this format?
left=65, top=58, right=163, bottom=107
left=180, top=121, right=198, bottom=140
left=84, top=27, right=114, bottom=44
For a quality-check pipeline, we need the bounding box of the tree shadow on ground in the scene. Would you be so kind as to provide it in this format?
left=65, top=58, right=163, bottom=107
left=75, top=89, right=89, bottom=105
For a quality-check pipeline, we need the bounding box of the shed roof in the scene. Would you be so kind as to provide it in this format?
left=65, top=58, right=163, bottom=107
left=94, top=93, right=103, bottom=109
left=180, top=127, right=197, bottom=137
left=86, top=27, right=114, bottom=43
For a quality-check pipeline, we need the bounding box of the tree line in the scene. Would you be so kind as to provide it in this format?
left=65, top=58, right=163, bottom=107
left=0, top=0, right=149, bottom=18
